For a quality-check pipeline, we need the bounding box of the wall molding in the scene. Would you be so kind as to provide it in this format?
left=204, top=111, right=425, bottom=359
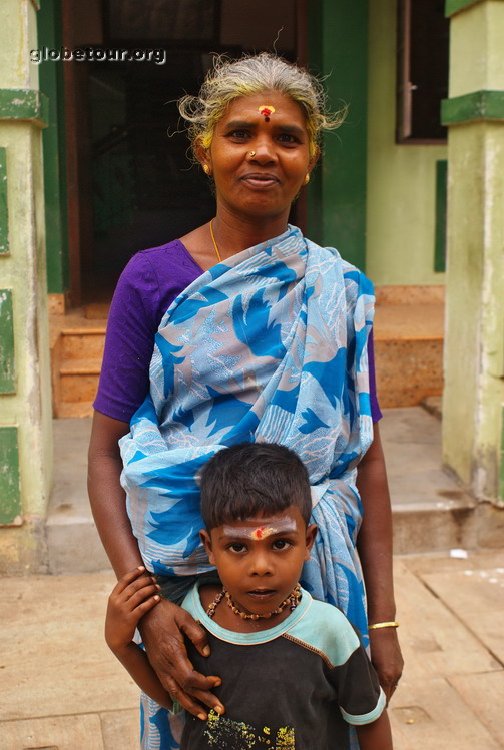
left=442, top=90, right=504, bottom=125
left=445, top=0, right=484, bottom=17
left=0, top=426, right=21, bottom=525
left=434, top=160, right=448, bottom=273
left=0, top=148, right=9, bottom=255
left=500, top=406, right=504, bottom=502
left=0, top=89, right=48, bottom=127
left=0, top=289, right=15, bottom=394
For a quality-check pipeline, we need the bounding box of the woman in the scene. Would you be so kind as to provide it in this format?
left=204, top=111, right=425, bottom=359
left=88, top=53, right=403, bottom=749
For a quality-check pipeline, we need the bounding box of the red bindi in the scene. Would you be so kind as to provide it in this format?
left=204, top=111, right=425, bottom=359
left=251, top=526, right=267, bottom=540
left=259, top=105, right=276, bottom=122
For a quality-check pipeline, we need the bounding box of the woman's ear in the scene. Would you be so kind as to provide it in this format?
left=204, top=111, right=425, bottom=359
left=200, top=529, right=215, bottom=565
left=304, top=523, right=318, bottom=561
left=195, top=143, right=211, bottom=175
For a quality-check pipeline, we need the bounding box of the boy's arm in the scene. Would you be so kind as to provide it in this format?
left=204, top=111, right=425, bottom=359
left=105, top=566, right=173, bottom=710
left=356, top=710, right=393, bottom=750
left=112, top=641, right=173, bottom=710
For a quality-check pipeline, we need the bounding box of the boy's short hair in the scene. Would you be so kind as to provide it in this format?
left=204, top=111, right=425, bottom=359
left=199, top=442, right=312, bottom=530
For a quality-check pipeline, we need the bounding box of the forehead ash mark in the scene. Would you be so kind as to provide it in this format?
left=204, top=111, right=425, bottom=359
left=221, top=518, right=297, bottom=541
left=251, top=526, right=273, bottom=540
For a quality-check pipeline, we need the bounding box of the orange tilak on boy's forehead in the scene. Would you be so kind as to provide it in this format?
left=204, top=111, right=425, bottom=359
left=220, top=518, right=298, bottom=540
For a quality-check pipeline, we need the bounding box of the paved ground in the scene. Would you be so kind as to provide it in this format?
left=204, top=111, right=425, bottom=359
left=2, top=406, right=503, bottom=748
left=1, top=549, right=503, bottom=749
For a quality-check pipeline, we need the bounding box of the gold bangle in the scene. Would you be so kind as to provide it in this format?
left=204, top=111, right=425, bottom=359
left=368, top=621, right=400, bottom=630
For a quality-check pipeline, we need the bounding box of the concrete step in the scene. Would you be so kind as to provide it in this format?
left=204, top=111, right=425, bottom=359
left=45, top=407, right=494, bottom=575
left=50, top=312, right=107, bottom=418
left=59, top=358, right=101, bottom=415
left=60, top=357, right=103, bottom=374
left=61, top=329, right=106, bottom=360
left=374, top=289, right=444, bottom=408
left=46, top=417, right=109, bottom=572
left=56, top=402, right=100, bottom=419
left=50, top=291, right=444, bottom=417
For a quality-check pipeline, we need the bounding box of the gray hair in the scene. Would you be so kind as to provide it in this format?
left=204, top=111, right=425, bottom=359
left=177, top=52, right=346, bottom=158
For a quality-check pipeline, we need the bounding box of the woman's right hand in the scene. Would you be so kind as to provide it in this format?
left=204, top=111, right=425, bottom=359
left=138, top=598, right=224, bottom=720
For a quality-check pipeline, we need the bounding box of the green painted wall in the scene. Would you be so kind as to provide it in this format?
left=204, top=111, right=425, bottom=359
left=0, top=121, right=53, bottom=521
left=0, top=0, right=53, bottom=569
left=366, top=0, right=448, bottom=285
left=447, top=0, right=504, bottom=92
left=443, top=119, right=504, bottom=499
left=307, top=0, right=368, bottom=270
left=442, top=0, right=504, bottom=504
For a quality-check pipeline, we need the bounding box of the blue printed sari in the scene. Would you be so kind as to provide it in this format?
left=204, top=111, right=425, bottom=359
left=119, top=225, right=375, bottom=749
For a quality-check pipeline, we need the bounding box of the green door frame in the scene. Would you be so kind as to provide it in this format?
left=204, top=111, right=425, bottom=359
left=37, top=0, right=369, bottom=289
left=307, top=0, right=368, bottom=271
left=37, top=0, right=69, bottom=296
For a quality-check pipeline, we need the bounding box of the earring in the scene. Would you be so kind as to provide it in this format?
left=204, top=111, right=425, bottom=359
left=248, top=150, right=256, bottom=158
left=304, top=173, right=311, bottom=185
left=203, top=164, right=210, bottom=175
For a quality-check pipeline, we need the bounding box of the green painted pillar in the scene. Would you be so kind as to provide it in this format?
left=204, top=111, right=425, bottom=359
left=442, top=0, right=504, bottom=505
left=307, top=0, right=368, bottom=271
left=0, top=0, right=53, bottom=571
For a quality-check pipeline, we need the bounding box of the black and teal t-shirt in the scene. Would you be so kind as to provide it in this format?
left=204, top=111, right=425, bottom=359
left=180, top=584, right=385, bottom=750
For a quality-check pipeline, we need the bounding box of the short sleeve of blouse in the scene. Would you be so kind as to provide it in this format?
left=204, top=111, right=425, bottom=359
left=93, top=252, right=162, bottom=422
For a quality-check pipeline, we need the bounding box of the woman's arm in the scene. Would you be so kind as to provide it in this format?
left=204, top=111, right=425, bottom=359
left=356, top=422, right=404, bottom=703
left=88, top=411, right=141, bottom=575
left=88, top=410, right=223, bottom=719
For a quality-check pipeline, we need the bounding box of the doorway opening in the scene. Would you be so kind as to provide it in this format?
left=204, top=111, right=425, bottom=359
left=62, top=0, right=304, bottom=306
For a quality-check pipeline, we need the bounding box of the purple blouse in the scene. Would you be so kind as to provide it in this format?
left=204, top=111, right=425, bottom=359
left=94, top=239, right=382, bottom=423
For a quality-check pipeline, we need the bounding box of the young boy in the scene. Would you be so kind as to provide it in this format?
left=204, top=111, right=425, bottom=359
left=105, top=443, right=393, bottom=749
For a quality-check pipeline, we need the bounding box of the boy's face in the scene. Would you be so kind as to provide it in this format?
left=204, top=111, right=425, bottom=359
left=200, top=505, right=317, bottom=618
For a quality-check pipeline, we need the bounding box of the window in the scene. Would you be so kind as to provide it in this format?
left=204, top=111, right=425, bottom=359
left=396, top=0, right=449, bottom=143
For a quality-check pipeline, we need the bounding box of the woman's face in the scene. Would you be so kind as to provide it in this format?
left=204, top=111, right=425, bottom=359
left=202, top=90, right=314, bottom=224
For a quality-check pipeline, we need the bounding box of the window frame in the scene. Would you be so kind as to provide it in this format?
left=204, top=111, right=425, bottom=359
left=396, top=0, right=448, bottom=145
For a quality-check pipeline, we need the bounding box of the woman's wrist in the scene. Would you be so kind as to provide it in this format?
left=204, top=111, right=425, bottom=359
left=368, top=620, right=399, bottom=631
left=138, top=596, right=176, bottom=638
left=367, top=607, right=396, bottom=624
left=366, top=593, right=397, bottom=625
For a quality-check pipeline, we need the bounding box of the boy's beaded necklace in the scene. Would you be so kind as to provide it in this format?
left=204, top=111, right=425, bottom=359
left=206, top=584, right=302, bottom=621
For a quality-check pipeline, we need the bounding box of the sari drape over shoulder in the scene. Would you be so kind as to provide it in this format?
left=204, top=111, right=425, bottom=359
left=120, top=225, right=375, bottom=638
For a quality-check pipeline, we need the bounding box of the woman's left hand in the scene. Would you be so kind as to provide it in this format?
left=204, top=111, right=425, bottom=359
left=369, top=627, right=404, bottom=705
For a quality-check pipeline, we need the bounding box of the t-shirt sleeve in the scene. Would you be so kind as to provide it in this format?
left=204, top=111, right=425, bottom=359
left=330, top=640, right=386, bottom=726
left=93, top=253, right=161, bottom=422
